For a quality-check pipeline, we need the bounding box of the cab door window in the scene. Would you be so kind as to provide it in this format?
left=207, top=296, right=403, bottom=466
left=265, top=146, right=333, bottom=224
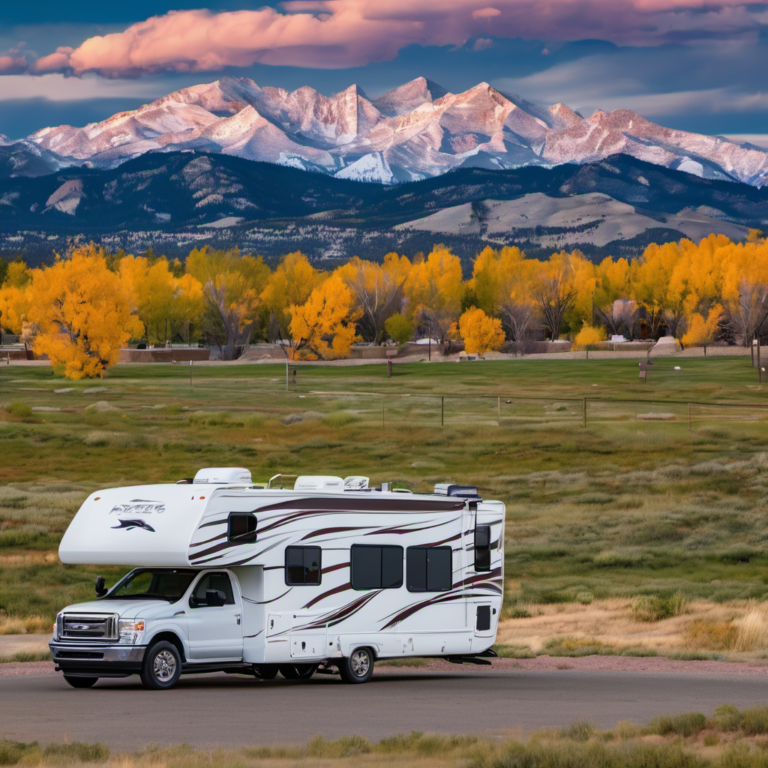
left=190, top=572, right=235, bottom=607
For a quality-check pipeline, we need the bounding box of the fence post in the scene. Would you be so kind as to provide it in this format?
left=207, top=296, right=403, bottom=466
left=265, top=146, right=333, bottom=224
left=382, top=401, right=385, bottom=429
left=688, top=402, right=692, bottom=432
left=583, top=397, right=587, bottom=428
left=497, top=397, right=501, bottom=427
left=189, top=359, right=193, bottom=388
left=441, top=396, right=444, bottom=427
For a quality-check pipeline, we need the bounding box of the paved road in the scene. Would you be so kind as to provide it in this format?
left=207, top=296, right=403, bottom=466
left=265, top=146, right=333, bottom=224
left=2, top=667, right=767, bottom=750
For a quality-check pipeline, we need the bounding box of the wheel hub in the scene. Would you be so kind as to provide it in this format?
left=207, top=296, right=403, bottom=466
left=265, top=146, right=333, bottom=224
left=153, top=650, right=177, bottom=681
left=350, top=650, right=370, bottom=677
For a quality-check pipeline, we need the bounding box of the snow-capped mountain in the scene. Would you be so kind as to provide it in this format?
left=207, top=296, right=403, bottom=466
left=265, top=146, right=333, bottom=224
left=12, top=77, right=768, bottom=186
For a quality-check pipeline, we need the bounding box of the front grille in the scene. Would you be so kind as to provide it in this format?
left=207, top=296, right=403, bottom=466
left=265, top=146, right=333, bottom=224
left=56, top=651, right=105, bottom=660
left=58, top=613, right=119, bottom=641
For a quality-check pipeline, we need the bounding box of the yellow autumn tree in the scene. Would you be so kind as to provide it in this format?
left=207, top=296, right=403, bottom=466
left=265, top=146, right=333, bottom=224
left=261, top=251, right=325, bottom=339
left=289, top=274, right=362, bottom=360
left=682, top=305, right=723, bottom=353
left=27, top=249, right=144, bottom=379
left=186, top=247, right=270, bottom=360
left=405, top=245, right=464, bottom=343
left=572, top=324, right=607, bottom=350
left=120, top=255, right=204, bottom=345
left=458, top=307, right=505, bottom=356
left=0, top=261, right=33, bottom=334
left=336, top=254, right=411, bottom=343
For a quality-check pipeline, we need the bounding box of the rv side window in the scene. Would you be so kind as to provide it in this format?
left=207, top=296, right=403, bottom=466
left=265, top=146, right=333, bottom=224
left=406, top=546, right=452, bottom=592
left=474, top=525, right=492, bottom=571
left=351, top=545, right=403, bottom=590
left=285, top=546, right=322, bottom=586
left=228, top=513, right=257, bottom=544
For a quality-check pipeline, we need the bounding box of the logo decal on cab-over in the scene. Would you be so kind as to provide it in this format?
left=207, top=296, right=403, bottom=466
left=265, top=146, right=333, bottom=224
left=108, top=500, right=165, bottom=532
left=112, top=519, right=156, bottom=532
left=109, top=499, right=166, bottom=516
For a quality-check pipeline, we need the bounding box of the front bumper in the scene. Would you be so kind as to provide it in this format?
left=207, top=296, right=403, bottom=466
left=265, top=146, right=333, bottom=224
left=49, top=641, right=146, bottom=676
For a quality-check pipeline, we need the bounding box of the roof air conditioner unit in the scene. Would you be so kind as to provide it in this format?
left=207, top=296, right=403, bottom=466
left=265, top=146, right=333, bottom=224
left=294, top=476, right=345, bottom=491
left=193, top=468, right=252, bottom=485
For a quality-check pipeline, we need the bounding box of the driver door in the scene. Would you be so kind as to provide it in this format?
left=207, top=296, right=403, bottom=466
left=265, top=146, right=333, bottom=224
left=186, top=571, right=243, bottom=662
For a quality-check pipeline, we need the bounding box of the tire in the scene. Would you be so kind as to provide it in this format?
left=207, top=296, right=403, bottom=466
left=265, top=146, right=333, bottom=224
left=253, top=664, right=279, bottom=680
left=63, top=676, right=98, bottom=689
left=140, top=641, right=182, bottom=690
left=278, top=663, right=318, bottom=680
left=338, top=647, right=374, bottom=684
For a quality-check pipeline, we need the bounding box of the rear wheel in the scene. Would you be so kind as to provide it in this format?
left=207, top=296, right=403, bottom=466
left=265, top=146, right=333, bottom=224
left=140, top=641, right=182, bottom=690
left=63, top=676, right=98, bottom=689
left=253, top=664, right=279, bottom=680
left=338, top=647, right=374, bottom=684
left=278, top=663, right=318, bottom=680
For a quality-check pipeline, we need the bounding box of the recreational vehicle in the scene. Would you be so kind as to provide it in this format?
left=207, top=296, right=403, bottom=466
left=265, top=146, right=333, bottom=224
left=50, top=469, right=505, bottom=690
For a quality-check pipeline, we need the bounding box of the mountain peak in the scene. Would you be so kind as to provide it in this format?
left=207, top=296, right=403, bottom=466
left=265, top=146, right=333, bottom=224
left=17, top=77, right=768, bottom=188
left=372, top=77, right=448, bottom=116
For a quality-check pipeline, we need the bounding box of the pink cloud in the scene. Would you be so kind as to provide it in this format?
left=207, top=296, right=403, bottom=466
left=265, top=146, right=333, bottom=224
left=0, top=56, right=27, bottom=74
left=17, top=0, right=766, bottom=78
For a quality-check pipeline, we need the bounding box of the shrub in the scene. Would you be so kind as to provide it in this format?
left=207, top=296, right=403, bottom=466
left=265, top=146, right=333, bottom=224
left=741, top=706, right=768, bottom=735
left=322, top=412, right=359, bottom=427
left=633, top=592, right=686, bottom=622
left=646, top=712, right=707, bottom=738
left=42, top=742, right=109, bottom=762
left=3, top=402, right=33, bottom=421
left=0, top=739, right=39, bottom=765
left=385, top=313, right=414, bottom=345
left=712, top=704, right=742, bottom=732
left=572, top=325, right=607, bottom=350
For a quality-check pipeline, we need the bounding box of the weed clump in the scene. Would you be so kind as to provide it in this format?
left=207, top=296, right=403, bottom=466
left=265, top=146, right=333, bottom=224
left=3, top=402, right=34, bottom=421
left=646, top=712, right=707, bottom=738
left=633, top=592, right=687, bottom=622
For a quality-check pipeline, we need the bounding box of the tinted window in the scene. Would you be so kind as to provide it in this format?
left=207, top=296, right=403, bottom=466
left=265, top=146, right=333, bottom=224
left=285, top=546, right=322, bottom=586
left=474, top=525, right=492, bottom=571
left=476, top=605, right=491, bottom=631
left=228, top=513, right=257, bottom=544
left=351, top=545, right=403, bottom=590
left=190, top=572, right=235, bottom=607
left=406, top=547, right=452, bottom=592
left=111, top=569, right=197, bottom=601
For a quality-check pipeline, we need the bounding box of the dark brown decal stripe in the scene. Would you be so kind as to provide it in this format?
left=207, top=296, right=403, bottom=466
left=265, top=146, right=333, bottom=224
left=191, top=532, right=227, bottom=548
left=301, top=525, right=374, bottom=541
left=302, top=582, right=352, bottom=610
left=292, top=591, right=381, bottom=632
left=322, top=561, right=350, bottom=575
left=244, top=628, right=264, bottom=639
left=242, top=589, right=292, bottom=605
left=364, top=517, right=460, bottom=536
left=380, top=591, right=473, bottom=629
left=255, top=497, right=465, bottom=514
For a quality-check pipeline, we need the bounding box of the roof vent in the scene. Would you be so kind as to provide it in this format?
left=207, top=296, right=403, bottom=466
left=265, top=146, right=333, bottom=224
left=434, top=483, right=480, bottom=498
left=193, top=468, right=252, bottom=485
left=294, top=475, right=345, bottom=492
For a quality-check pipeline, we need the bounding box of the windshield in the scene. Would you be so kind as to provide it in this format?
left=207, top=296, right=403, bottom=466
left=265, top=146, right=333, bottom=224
left=109, top=569, right=198, bottom=602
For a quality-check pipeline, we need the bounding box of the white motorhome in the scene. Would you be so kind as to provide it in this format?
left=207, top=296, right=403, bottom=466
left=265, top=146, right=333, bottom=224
left=50, top=469, right=505, bottom=690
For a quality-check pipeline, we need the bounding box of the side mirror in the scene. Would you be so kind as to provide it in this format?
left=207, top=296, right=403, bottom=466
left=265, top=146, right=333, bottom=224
left=95, top=576, right=108, bottom=598
left=205, top=589, right=226, bottom=607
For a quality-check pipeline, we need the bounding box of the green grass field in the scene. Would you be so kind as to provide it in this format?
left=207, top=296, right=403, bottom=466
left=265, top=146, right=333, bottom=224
left=2, top=355, right=768, bottom=654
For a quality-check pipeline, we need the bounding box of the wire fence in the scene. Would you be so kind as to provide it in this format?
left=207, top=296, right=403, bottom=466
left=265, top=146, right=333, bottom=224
left=240, top=389, right=768, bottom=430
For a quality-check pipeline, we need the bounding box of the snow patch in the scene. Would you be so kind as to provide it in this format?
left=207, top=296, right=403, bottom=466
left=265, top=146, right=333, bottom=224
left=335, top=153, right=395, bottom=183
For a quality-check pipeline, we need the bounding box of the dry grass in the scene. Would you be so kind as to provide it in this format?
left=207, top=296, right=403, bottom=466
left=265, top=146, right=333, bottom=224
left=0, top=613, right=51, bottom=634
left=498, top=598, right=768, bottom=658
left=6, top=709, right=768, bottom=767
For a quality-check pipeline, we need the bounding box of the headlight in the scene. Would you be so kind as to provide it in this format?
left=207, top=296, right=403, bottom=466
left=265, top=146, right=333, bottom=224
left=118, top=619, right=145, bottom=644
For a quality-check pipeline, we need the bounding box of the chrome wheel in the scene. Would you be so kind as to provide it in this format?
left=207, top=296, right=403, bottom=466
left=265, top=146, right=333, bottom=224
left=350, top=649, right=370, bottom=678
left=153, top=650, right=177, bottom=682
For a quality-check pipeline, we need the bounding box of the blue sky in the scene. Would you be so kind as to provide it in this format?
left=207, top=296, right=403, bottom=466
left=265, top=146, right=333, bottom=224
left=1, top=1, right=767, bottom=144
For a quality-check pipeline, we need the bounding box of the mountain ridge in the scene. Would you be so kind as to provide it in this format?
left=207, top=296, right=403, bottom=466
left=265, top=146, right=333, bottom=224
left=4, top=76, right=767, bottom=187
left=0, top=151, right=766, bottom=266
